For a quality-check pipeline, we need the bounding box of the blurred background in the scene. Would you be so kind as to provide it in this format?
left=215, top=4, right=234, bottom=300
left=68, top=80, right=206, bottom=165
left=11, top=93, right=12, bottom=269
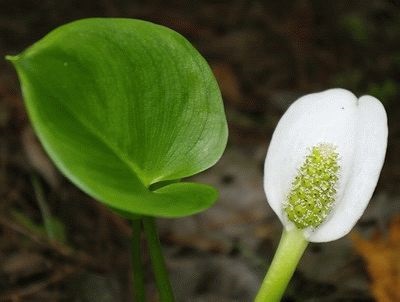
left=1, top=0, right=400, bottom=301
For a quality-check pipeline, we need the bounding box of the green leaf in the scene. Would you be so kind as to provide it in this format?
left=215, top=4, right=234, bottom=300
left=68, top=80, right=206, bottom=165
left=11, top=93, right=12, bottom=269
left=8, top=18, right=228, bottom=218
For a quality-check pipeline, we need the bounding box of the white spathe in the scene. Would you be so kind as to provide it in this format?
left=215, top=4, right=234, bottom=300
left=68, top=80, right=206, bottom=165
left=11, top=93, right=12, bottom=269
left=264, top=88, right=388, bottom=242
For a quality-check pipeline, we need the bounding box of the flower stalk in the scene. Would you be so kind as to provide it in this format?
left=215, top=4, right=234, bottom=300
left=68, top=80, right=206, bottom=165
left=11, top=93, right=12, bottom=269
left=255, top=228, right=308, bottom=302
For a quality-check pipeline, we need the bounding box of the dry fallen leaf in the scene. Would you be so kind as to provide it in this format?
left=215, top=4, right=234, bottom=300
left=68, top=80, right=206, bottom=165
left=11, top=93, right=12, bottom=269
left=21, top=126, right=60, bottom=188
left=212, top=62, right=242, bottom=106
left=351, top=215, right=400, bottom=302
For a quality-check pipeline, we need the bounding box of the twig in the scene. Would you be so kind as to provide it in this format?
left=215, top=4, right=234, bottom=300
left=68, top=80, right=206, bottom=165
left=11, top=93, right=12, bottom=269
left=0, top=265, right=78, bottom=301
left=0, top=216, right=105, bottom=272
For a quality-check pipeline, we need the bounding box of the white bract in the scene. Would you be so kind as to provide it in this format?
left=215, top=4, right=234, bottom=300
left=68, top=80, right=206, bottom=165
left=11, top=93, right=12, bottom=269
left=264, top=88, right=388, bottom=242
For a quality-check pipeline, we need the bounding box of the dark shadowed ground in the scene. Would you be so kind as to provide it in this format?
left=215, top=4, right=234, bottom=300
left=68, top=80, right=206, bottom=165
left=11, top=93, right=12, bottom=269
left=0, top=1, right=400, bottom=301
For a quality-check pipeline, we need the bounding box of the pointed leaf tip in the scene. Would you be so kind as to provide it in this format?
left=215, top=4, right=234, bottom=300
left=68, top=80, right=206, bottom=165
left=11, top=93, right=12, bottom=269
left=5, top=55, right=20, bottom=62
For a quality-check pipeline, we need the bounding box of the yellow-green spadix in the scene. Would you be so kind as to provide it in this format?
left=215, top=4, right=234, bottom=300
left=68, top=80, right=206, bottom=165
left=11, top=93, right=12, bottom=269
left=264, top=88, right=387, bottom=242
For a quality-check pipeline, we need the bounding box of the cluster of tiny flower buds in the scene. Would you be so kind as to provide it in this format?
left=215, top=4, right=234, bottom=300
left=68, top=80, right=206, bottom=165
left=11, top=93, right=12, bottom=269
left=284, top=143, right=340, bottom=229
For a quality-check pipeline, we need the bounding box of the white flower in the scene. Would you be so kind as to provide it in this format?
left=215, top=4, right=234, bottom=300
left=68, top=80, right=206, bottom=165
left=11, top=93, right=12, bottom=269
left=264, top=88, right=388, bottom=242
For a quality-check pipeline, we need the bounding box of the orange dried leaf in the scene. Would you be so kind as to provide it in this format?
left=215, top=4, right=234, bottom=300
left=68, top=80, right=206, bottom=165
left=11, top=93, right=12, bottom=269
left=351, top=215, right=400, bottom=302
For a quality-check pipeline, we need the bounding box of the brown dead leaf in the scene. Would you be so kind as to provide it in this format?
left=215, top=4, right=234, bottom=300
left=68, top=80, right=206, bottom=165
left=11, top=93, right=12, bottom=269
left=21, top=126, right=60, bottom=188
left=351, top=215, right=400, bottom=302
left=212, top=62, right=242, bottom=105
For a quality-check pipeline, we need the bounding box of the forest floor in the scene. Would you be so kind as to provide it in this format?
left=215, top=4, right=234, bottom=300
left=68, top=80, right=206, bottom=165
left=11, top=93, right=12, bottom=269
left=1, top=1, right=400, bottom=301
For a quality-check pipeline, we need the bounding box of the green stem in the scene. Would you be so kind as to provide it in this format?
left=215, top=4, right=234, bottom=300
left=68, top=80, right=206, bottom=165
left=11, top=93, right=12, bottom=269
left=142, top=217, right=175, bottom=302
left=31, top=174, right=56, bottom=240
left=255, top=228, right=308, bottom=302
left=131, top=219, right=146, bottom=302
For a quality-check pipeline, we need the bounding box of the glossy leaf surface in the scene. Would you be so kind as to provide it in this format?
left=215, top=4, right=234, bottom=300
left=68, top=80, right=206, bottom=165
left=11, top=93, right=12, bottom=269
left=9, top=18, right=228, bottom=217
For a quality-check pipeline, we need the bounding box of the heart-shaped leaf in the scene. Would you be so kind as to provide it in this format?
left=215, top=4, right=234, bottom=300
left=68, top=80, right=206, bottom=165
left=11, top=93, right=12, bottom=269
left=8, top=18, right=228, bottom=218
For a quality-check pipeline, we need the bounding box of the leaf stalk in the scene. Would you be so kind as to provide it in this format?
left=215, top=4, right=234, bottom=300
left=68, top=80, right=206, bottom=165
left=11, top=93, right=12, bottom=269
left=131, top=219, right=146, bottom=302
left=143, top=216, right=175, bottom=302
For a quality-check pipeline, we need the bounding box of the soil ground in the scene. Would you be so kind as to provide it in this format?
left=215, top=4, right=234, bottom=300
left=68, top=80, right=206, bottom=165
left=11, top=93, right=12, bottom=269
left=1, top=1, right=400, bottom=301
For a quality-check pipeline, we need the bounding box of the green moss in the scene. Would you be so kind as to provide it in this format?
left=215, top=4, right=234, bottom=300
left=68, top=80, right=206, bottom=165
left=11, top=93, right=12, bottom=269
left=284, top=143, right=339, bottom=229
